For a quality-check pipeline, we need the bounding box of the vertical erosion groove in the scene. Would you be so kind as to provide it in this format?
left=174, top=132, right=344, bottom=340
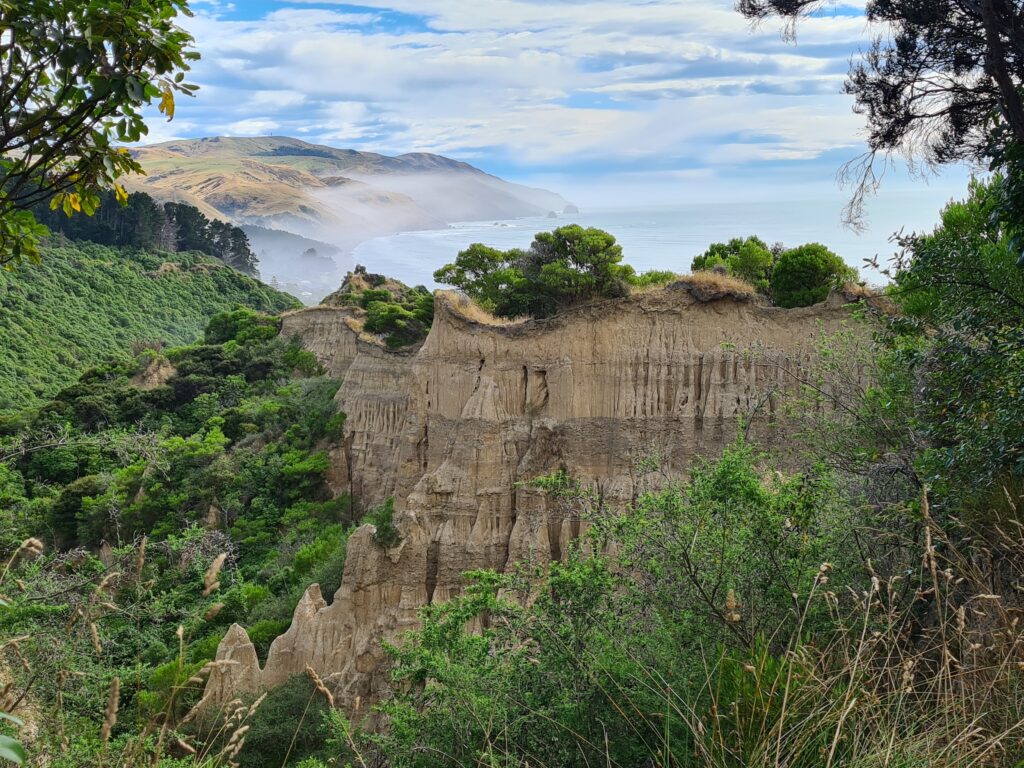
left=418, top=423, right=429, bottom=471
left=425, top=540, right=440, bottom=604
left=522, top=365, right=529, bottom=414
left=694, top=354, right=705, bottom=417
left=548, top=519, right=562, bottom=563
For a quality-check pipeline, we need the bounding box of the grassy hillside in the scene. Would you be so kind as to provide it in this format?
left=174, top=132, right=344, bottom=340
left=125, top=136, right=571, bottom=232
left=0, top=240, right=300, bottom=413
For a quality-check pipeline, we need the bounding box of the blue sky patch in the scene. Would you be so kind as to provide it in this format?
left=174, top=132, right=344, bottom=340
left=155, top=0, right=965, bottom=205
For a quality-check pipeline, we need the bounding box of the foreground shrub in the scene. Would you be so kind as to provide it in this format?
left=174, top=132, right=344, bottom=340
left=887, top=177, right=1024, bottom=515
left=370, top=443, right=1024, bottom=768
left=233, top=676, right=331, bottom=768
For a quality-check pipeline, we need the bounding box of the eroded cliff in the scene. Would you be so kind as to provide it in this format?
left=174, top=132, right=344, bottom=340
left=199, top=284, right=867, bottom=715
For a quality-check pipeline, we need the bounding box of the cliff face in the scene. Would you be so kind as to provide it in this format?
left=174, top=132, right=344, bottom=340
left=200, top=285, right=866, bottom=713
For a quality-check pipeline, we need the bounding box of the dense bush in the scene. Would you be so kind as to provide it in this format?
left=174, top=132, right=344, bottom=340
left=438, top=226, right=855, bottom=318
left=770, top=242, right=855, bottom=308
left=326, top=267, right=435, bottom=348
left=363, top=290, right=435, bottom=349
left=0, top=303, right=367, bottom=764
left=234, top=677, right=332, bottom=768
left=368, top=497, right=401, bottom=549
left=692, top=235, right=776, bottom=293
left=886, top=178, right=1024, bottom=514
left=0, top=242, right=298, bottom=413
left=691, top=237, right=860, bottom=306
left=435, top=225, right=650, bottom=318
left=373, top=437, right=1024, bottom=768
left=204, top=307, right=282, bottom=345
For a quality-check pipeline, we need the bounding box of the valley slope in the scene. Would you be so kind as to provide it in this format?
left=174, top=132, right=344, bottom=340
left=0, top=242, right=300, bottom=413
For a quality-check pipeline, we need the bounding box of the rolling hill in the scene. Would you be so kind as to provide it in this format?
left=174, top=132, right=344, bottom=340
left=126, top=136, right=571, bottom=243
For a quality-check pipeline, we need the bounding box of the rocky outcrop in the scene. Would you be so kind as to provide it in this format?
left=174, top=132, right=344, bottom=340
left=130, top=357, right=177, bottom=391
left=202, top=284, right=868, bottom=713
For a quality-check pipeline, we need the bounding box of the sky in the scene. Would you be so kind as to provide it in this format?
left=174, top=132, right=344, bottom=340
left=148, top=0, right=974, bottom=212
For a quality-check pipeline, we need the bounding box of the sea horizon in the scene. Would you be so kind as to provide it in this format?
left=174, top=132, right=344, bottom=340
left=343, top=193, right=961, bottom=291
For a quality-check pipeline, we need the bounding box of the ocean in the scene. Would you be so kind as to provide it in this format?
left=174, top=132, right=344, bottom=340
left=348, top=195, right=958, bottom=289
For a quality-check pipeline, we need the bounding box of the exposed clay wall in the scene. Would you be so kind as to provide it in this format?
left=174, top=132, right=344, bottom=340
left=199, top=285, right=867, bottom=714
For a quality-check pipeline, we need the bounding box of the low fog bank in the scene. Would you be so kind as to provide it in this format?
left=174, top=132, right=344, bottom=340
left=303, top=170, right=573, bottom=242
left=342, top=171, right=570, bottom=223
left=244, top=225, right=350, bottom=304
left=248, top=170, right=574, bottom=303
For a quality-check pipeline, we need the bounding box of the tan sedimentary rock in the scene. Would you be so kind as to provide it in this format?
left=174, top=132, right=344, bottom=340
left=203, top=284, right=868, bottom=712
left=130, top=356, right=176, bottom=391
left=198, top=624, right=262, bottom=712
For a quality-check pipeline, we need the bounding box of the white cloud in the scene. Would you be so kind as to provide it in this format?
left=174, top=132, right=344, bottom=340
left=222, top=117, right=282, bottom=135
left=151, top=0, right=895, bottom=173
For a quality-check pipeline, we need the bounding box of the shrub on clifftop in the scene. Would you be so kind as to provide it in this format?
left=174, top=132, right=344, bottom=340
left=434, top=225, right=640, bottom=318
left=323, top=266, right=435, bottom=349
left=692, top=235, right=776, bottom=293
left=438, top=226, right=857, bottom=318
left=770, top=243, right=856, bottom=308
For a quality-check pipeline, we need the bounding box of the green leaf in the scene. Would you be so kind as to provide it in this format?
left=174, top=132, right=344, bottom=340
left=0, top=734, right=26, bottom=765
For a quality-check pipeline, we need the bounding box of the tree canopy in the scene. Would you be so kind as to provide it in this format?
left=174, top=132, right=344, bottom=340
left=30, top=190, right=259, bottom=274
left=434, top=225, right=638, bottom=318
left=888, top=178, right=1024, bottom=504
left=770, top=242, right=855, bottom=308
left=438, top=226, right=858, bottom=316
left=692, top=235, right=777, bottom=293
left=0, top=0, right=199, bottom=264
left=738, top=0, right=1024, bottom=225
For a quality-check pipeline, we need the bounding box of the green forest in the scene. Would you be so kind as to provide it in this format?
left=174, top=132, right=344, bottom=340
left=1, top=306, right=360, bottom=767
left=0, top=243, right=298, bottom=413
left=31, top=190, right=262, bottom=276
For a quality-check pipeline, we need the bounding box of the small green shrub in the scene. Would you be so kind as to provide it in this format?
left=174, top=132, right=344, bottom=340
left=629, top=269, right=677, bottom=287
left=247, top=618, right=291, bottom=659
left=693, top=235, right=775, bottom=293
left=326, top=269, right=435, bottom=348
left=368, top=497, right=401, bottom=549
left=293, top=525, right=346, bottom=579
left=204, top=307, right=280, bottom=345
left=770, top=242, right=855, bottom=308
left=234, top=676, right=331, bottom=768
left=363, top=291, right=434, bottom=348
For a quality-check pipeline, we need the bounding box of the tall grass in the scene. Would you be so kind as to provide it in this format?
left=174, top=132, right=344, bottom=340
left=0, top=536, right=274, bottom=767
left=371, top=485, right=1024, bottom=768
left=584, top=495, right=1024, bottom=767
